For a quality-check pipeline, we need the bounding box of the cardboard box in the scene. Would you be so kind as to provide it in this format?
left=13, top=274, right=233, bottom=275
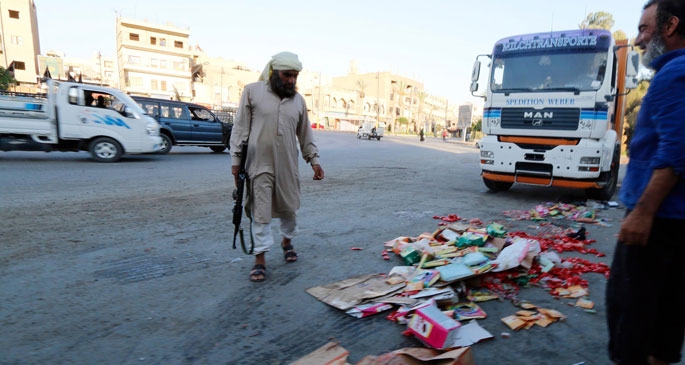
left=407, top=302, right=461, bottom=349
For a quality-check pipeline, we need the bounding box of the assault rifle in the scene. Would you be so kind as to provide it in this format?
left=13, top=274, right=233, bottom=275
left=232, top=142, right=253, bottom=254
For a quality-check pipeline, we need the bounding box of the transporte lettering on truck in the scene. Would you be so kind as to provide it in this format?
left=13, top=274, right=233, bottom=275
left=0, top=79, right=161, bottom=162
left=470, top=29, right=640, bottom=200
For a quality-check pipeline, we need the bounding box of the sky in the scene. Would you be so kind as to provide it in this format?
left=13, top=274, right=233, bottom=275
left=34, top=0, right=648, bottom=105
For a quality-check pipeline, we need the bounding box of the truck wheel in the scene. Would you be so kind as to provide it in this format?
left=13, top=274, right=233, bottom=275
left=158, top=134, right=172, bottom=154
left=210, top=146, right=226, bottom=153
left=89, top=137, right=122, bottom=162
left=377, top=136, right=381, bottom=141
left=586, top=149, right=620, bottom=201
left=483, top=177, right=512, bottom=192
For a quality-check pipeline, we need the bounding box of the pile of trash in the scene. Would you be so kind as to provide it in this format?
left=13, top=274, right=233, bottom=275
left=306, top=201, right=614, bottom=353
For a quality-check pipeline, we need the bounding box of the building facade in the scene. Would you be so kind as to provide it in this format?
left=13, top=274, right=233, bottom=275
left=116, top=17, right=192, bottom=100
left=0, top=0, right=40, bottom=91
left=8, top=5, right=462, bottom=132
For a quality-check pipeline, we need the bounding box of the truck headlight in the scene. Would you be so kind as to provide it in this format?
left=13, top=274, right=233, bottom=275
left=146, top=121, right=160, bottom=136
left=580, top=156, right=600, bottom=164
left=480, top=150, right=494, bottom=159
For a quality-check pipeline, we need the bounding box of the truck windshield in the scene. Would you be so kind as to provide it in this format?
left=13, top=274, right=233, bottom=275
left=490, top=51, right=607, bottom=93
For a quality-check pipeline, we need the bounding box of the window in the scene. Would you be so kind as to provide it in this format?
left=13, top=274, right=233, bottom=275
left=159, top=38, right=167, bottom=46
left=160, top=80, right=167, bottom=91
left=174, top=40, right=183, bottom=48
left=129, top=77, right=143, bottom=87
left=151, top=80, right=158, bottom=90
left=173, top=61, right=185, bottom=71
left=160, top=60, right=167, bottom=69
left=14, top=61, right=25, bottom=70
left=129, top=33, right=139, bottom=41
left=150, top=58, right=159, bottom=68
left=104, top=61, right=113, bottom=68
left=8, top=10, right=19, bottom=19
left=127, top=55, right=141, bottom=65
left=150, top=37, right=157, bottom=45
left=10, top=35, right=23, bottom=46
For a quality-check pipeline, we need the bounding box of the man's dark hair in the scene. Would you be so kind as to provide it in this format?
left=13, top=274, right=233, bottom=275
left=645, top=0, right=685, bottom=38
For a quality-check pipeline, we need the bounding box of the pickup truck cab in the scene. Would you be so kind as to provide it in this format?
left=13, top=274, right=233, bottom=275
left=132, top=96, right=232, bottom=154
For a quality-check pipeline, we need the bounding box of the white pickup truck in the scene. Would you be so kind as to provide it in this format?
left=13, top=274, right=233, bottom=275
left=0, top=79, right=161, bottom=162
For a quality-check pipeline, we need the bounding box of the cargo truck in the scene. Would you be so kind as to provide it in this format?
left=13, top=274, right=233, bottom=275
left=470, top=29, right=640, bottom=200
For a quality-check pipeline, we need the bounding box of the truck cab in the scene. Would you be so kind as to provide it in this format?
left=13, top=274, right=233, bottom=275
left=470, top=29, right=639, bottom=200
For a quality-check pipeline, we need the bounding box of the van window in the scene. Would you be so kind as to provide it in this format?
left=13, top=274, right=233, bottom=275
left=189, top=106, right=214, bottom=121
left=138, top=102, right=158, bottom=117
left=160, top=104, right=188, bottom=119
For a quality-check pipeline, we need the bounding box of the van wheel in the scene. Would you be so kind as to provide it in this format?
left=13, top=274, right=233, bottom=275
left=158, top=134, right=172, bottom=154
left=483, top=177, right=512, bottom=192
left=210, top=146, right=226, bottom=153
left=89, top=137, right=122, bottom=162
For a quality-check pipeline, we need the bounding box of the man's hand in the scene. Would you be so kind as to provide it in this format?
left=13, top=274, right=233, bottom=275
left=618, top=209, right=653, bottom=246
left=232, top=165, right=240, bottom=187
left=312, top=164, right=324, bottom=180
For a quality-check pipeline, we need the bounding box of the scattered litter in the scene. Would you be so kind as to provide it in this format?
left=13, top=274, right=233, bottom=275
left=305, top=201, right=612, bottom=351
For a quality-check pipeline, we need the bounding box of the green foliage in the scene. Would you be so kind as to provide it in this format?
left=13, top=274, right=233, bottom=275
left=472, top=117, right=482, bottom=132
left=612, top=30, right=627, bottom=40
left=0, top=66, right=16, bottom=91
left=623, top=80, right=650, bottom=150
left=579, top=11, right=615, bottom=30
left=397, top=117, right=409, bottom=125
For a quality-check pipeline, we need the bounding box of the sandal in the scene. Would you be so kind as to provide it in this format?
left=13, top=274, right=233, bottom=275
left=282, top=243, right=298, bottom=263
left=249, top=264, right=266, bottom=282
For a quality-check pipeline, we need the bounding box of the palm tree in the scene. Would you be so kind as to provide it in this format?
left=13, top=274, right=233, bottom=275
left=417, top=91, right=427, bottom=134
left=395, top=81, right=407, bottom=133
left=356, top=79, right=367, bottom=116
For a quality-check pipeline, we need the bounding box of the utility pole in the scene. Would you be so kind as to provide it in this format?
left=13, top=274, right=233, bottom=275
left=220, top=66, right=224, bottom=109
left=376, top=71, right=380, bottom=125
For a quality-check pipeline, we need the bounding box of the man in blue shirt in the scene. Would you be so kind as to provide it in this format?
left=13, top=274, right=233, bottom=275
left=606, top=1, right=685, bottom=364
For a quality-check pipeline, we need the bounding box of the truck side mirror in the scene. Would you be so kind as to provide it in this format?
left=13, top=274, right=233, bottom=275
left=470, top=82, right=479, bottom=92
left=123, top=106, right=139, bottom=119
left=471, top=60, right=481, bottom=82
left=624, top=51, right=640, bottom=90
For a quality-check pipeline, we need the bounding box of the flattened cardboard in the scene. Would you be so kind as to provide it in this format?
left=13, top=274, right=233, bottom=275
left=306, top=274, right=405, bottom=311
left=356, top=346, right=473, bottom=365
left=290, top=341, right=350, bottom=365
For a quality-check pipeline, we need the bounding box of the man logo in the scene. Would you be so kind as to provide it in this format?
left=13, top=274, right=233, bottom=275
left=524, top=111, right=551, bottom=127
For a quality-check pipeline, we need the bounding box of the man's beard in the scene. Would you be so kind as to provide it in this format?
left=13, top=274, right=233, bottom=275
left=270, top=72, right=297, bottom=98
left=642, top=32, right=667, bottom=68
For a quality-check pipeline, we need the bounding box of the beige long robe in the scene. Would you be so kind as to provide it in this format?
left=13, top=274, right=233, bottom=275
left=230, top=80, right=320, bottom=223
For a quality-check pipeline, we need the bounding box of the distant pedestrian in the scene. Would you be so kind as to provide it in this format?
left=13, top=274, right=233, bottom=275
left=442, top=129, right=447, bottom=142
left=419, top=128, right=425, bottom=142
left=606, top=1, right=685, bottom=364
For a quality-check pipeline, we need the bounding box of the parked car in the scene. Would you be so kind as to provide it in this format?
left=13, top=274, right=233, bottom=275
left=132, top=96, right=232, bottom=154
left=311, top=122, right=325, bottom=130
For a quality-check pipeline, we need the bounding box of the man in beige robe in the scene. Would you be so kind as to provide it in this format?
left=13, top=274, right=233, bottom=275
left=230, top=51, right=324, bottom=282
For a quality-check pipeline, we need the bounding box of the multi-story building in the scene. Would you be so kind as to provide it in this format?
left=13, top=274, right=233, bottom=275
left=189, top=53, right=259, bottom=109
left=116, top=17, right=192, bottom=100
left=325, top=68, right=454, bottom=134
left=0, top=0, right=40, bottom=91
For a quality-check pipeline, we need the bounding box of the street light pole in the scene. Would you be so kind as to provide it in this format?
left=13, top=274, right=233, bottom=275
left=220, top=66, right=224, bottom=109
left=376, top=72, right=380, bottom=125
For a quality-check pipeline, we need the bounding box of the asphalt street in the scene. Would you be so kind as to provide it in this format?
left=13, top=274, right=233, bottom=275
left=2, top=131, right=677, bottom=364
